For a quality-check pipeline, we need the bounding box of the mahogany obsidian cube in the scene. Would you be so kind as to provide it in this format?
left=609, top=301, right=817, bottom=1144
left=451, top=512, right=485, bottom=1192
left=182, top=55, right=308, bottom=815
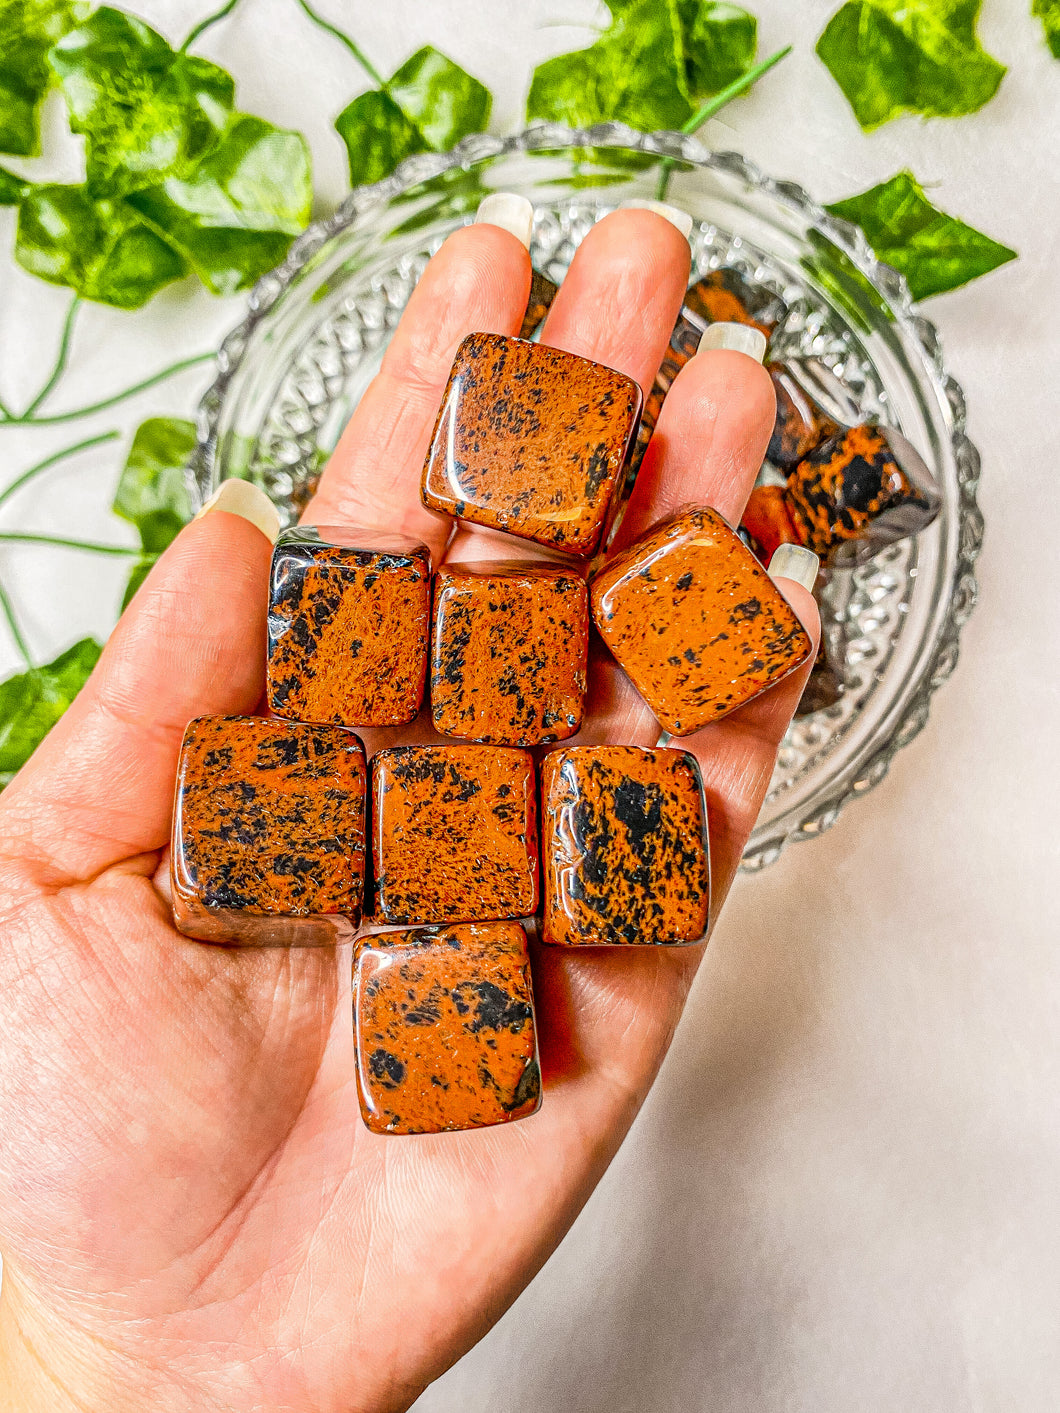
left=353, top=921, right=541, bottom=1135
left=371, top=745, right=539, bottom=925
left=590, top=506, right=814, bottom=735
left=420, top=332, right=642, bottom=557
left=430, top=561, right=589, bottom=746
left=541, top=745, right=710, bottom=947
left=171, top=714, right=366, bottom=946
left=786, top=423, right=942, bottom=565
left=267, top=525, right=431, bottom=728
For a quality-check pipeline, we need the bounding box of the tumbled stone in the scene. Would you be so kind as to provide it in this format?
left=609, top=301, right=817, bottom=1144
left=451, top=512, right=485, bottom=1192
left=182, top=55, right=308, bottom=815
left=171, top=714, right=366, bottom=946
left=787, top=423, right=942, bottom=564
left=740, top=484, right=803, bottom=565
left=518, top=268, right=558, bottom=340
left=421, top=331, right=642, bottom=557
left=353, top=921, right=541, bottom=1135
left=430, top=561, right=588, bottom=746
left=267, top=525, right=430, bottom=728
left=590, top=506, right=814, bottom=734
left=371, top=744, right=539, bottom=925
left=541, top=745, right=710, bottom=947
left=767, top=361, right=842, bottom=469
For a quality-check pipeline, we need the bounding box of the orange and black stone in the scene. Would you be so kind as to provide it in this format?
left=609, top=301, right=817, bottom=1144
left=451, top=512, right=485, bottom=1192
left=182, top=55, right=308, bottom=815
left=519, top=269, right=558, bottom=340
left=371, top=744, right=539, bottom=925
left=766, top=361, right=842, bottom=470
left=171, top=714, right=366, bottom=946
left=267, top=525, right=431, bottom=728
left=739, top=484, right=803, bottom=565
left=430, top=561, right=589, bottom=746
left=627, top=269, right=787, bottom=482
left=786, top=423, right=942, bottom=565
left=590, top=506, right=814, bottom=735
left=541, top=745, right=710, bottom=947
left=421, top=332, right=642, bottom=557
left=353, top=921, right=541, bottom=1135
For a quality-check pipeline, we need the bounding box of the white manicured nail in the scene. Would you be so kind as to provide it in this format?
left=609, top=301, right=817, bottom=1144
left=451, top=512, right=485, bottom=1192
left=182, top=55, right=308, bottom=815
left=195, top=479, right=281, bottom=544
left=621, top=199, right=694, bottom=240
left=768, top=544, right=819, bottom=593
left=698, top=322, right=767, bottom=363
left=475, top=192, right=534, bottom=251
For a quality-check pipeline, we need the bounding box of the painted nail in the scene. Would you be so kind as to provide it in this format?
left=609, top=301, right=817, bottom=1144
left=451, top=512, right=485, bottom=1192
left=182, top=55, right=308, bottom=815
left=621, top=199, right=694, bottom=240
left=698, top=322, right=768, bottom=363
left=475, top=192, right=534, bottom=251
left=768, top=543, right=820, bottom=593
left=195, top=479, right=281, bottom=544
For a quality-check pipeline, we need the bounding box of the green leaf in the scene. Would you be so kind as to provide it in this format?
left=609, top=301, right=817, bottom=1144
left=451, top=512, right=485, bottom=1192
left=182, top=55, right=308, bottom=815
left=1033, top=0, right=1060, bottom=57
left=128, top=115, right=312, bottom=295
left=826, top=170, right=1016, bottom=300
left=48, top=6, right=235, bottom=197
left=0, top=636, right=101, bottom=786
left=336, top=45, right=491, bottom=187
left=0, top=0, right=84, bottom=156
left=815, top=0, right=1005, bottom=130
left=15, top=183, right=187, bottom=308
left=112, top=416, right=195, bottom=552
left=0, top=163, right=30, bottom=203
left=526, top=0, right=757, bottom=130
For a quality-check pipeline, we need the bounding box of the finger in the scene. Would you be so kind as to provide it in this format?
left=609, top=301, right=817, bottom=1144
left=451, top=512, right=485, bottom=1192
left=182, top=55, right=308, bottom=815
left=445, top=206, right=693, bottom=567
left=612, top=339, right=777, bottom=549
left=304, top=222, right=532, bottom=566
left=0, top=494, right=277, bottom=885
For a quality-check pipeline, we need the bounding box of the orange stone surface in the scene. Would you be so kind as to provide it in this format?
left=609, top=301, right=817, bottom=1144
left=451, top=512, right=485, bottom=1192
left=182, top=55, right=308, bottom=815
left=267, top=525, right=430, bottom=728
left=430, top=561, right=589, bottom=746
left=786, top=423, right=941, bottom=565
left=541, top=745, right=710, bottom=947
left=353, top=921, right=541, bottom=1135
left=420, top=332, right=642, bottom=557
left=590, top=506, right=814, bottom=734
left=371, top=745, right=539, bottom=925
left=171, top=714, right=366, bottom=946
left=683, top=268, right=788, bottom=338
left=740, top=484, right=804, bottom=565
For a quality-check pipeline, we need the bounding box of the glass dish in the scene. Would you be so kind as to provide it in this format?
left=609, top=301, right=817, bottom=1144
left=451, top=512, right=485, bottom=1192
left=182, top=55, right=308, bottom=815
left=189, top=124, right=983, bottom=871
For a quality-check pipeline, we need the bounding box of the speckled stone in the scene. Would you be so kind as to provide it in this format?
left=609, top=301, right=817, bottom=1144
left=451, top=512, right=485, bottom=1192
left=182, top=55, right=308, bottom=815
left=267, top=525, right=431, bottom=728
left=786, top=424, right=942, bottom=565
left=430, top=561, right=588, bottom=745
left=590, top=506, right=814, bottom=735
left=683, top=268, right=788, bottom=338
left=541, top=745, right=710, bottom=947
left=371, top=745, right=539, bottom=925
left=171, top=714, right=366, bottom=946
left=421, top=332, right=642, bottom=557
left=353, top=921, right=541, bottom=1135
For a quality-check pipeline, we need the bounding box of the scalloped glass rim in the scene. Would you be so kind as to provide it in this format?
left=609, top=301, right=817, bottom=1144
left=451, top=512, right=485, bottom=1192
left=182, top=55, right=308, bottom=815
left=189, top=122, right=983, bottom=872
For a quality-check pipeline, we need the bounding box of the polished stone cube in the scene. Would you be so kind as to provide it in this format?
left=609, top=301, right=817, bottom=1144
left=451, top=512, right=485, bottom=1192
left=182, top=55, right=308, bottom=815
left=267, top=525, right=431, bottom=728
left=430, top=561, right=589, bottom=746
left=786, top=423, right=942, bottom=565
left=171, top=714, right=366, bottom=946
left=541, top=745, right=710, bottom=947
left=371, top=745, right=539, bottom=925
left=420, top=332, right=642, bottom=557
left=353, top=921, right=541, bottom=1135
left=590, top=506, right=814, bottom=735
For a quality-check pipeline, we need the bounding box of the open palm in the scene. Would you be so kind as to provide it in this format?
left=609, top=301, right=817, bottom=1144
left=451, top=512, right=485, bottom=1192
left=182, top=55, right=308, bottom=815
left=0, top=208, right=817, bottom=1412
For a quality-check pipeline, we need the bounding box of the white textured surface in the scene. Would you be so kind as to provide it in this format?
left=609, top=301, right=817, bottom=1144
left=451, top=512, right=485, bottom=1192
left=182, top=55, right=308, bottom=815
left=1, top=2, right=1059, bottom=1409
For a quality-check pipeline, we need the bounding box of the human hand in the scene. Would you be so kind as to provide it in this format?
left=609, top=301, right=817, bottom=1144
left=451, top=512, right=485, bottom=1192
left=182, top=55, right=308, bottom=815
left=0, top=203, right=818, bottom=1412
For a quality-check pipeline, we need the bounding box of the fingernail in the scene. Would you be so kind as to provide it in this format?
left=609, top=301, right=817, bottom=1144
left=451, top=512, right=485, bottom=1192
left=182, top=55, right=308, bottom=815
left=698, top=322, right=767, bottom=363
left=475, top=192, right=534, bottom=251
left=195, top=480, right=281, bottom=544
left=768, top=544, right=819, bottom=593
left=621, top=199, right=694, bottom=240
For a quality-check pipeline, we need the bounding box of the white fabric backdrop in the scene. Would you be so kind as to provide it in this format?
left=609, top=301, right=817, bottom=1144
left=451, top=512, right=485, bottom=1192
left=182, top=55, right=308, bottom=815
left=0, top=2, right=1058, bottom=1408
